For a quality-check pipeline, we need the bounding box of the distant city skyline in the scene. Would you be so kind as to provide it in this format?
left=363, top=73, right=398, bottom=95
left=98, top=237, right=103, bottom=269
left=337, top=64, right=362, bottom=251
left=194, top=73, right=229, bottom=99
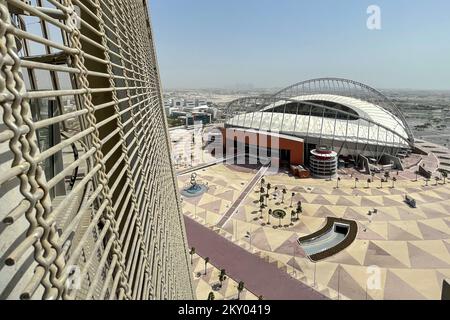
left=150, top=0, right=450, bottom=91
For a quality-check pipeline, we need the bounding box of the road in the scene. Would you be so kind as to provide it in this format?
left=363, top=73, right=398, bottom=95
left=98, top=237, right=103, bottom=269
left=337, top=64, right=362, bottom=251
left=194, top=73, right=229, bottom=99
left=184, top=216, right=327, bottom=300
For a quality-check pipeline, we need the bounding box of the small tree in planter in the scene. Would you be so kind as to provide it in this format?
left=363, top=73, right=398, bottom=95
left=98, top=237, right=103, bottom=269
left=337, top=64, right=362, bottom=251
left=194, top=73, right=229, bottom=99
left=259, top=194, right=265, bottom=209
left=442, top=171, right=448, bottom=184
left=258, top=203, right=264, bottom=221
left=295, top=201, right=303, bottom=221
left=237, top=281, right=245, bottom=300
left=219, top=269, right=226, bottom=288
left=189, top=247, right=195, bottom=265
left=267, top=209, right=272, bottom=225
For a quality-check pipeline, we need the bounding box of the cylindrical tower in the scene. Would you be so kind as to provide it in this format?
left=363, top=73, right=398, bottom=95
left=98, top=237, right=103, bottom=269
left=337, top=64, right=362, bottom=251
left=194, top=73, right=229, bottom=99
left=309, top=146, right=338, bottom=178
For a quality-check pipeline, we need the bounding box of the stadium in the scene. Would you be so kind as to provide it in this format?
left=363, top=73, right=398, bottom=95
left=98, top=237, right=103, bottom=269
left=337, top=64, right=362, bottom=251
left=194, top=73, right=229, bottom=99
left=222, top=78, right=416, bottom=177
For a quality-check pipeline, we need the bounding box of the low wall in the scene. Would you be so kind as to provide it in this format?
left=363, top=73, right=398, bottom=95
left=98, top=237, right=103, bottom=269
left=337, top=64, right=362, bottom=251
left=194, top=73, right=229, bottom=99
left=442, top=279, right=450, bottom=300
left=418, top=165, right=432, bottom=179
left=358, top=155, right=371, bottom=174
left=380, top=153, right=404, bottom=171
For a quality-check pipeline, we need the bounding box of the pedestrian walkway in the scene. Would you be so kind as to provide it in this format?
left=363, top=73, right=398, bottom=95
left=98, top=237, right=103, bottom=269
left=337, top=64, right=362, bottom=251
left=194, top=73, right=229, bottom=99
left=216, top=163, right=270, bottom=228
left=177, top=154, right=244, bottom=177
left=185, top=216, right=327, bottom=300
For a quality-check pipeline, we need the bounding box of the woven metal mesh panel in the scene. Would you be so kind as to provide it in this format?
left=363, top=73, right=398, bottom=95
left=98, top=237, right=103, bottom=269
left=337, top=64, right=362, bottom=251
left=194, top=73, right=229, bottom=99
left=0, top=0, right=193, bottom=300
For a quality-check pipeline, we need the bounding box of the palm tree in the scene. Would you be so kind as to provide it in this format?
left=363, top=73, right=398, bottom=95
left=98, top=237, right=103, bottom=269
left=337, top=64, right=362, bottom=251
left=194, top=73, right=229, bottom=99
left=260, top=177, right=265, bottom=188
left=336, top=177, right=341, bottom=189
left=295, top=206, right=301, bottom=221
left=282, top=188, right=287, bottom=203
left=267, top=209, right=272, bottom=225
left=290, top=192, right=295, bottom=207
left=237, top=281, right=245, bottom=300
left=442, top=171, right=448, bottom=184
left=259, top=203, right=264, bottom=220
left=219, top=269, right=226, bottom=288
left=367, top=178, right=371, bottom=188
left=189, top=247, right=195, bottom=265
left=435, top=176, right=440, bottom=186
left=371, top=172, right=375, bottom=182
left=296, top=201, right=302, bottom=220
left=265, top=193, right=269, bottom=206
left=266, top=183, right=271, bottom=197
left=207, top=292, right=215, bottom=300
left=259, top=194, right=265, bottom=209
left=425, top=178, right=430, bottom=187
left=204, top=257, right=210, bottom=275
left=260, top=186, right=265, bottom=195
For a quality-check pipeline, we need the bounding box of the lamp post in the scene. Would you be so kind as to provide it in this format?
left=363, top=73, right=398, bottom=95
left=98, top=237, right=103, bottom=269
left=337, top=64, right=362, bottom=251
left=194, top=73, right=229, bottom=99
left=245, top=231, right=252, bottom=251
left=313, top=262, right=317, bottom=288
left=337, top=266, right=341, bottom=301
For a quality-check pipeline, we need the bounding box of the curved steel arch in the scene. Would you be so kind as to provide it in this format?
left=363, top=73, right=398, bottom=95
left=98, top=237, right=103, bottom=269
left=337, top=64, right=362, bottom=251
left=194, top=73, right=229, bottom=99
left=225, top=96, right=412, bottom=149
left=271, top=77, right=414, bottom=143
left=224, top=95, right=278, bottom=119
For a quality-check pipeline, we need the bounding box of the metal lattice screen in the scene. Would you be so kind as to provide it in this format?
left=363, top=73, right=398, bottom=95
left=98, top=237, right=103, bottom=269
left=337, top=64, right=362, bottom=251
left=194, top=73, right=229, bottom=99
left=0, top=0, right=193, bottom=300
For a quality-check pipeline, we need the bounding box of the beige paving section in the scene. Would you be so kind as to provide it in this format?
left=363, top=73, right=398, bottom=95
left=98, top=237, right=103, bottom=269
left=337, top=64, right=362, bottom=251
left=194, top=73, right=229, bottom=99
left=179, top=145, right=450, bottom=300
left=191, top=254, right=258, bottom=300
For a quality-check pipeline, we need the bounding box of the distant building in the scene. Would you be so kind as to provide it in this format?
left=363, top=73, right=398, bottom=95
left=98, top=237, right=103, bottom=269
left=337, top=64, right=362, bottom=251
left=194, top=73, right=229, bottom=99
left=223, top=78, right=415, bottom=173
left=196, top=99, right=208, bottom=106
left=173, top=98, right=184, bottom=108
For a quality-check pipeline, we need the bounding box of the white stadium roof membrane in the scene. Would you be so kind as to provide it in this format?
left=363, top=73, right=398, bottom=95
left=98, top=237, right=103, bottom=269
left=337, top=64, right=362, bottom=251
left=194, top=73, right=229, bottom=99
left=226, top=94, right=411, bottom=148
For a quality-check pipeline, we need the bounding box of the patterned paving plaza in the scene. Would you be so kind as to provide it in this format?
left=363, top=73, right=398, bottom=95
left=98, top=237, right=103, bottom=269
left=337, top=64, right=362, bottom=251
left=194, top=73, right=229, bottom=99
left=191, top=254, right=258, bottom=300
left=180, top=142, right=450, bottom=300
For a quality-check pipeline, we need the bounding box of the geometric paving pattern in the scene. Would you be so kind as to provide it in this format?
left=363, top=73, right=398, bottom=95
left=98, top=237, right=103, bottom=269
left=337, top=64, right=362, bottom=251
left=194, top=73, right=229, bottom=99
left=180, top=145, right=450, bottom=300
left=191, top=254, right=258, bottom=300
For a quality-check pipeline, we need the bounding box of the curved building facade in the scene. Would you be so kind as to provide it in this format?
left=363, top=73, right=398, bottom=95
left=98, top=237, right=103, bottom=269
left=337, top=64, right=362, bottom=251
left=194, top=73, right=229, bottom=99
left=225, top=78, right=414, bottom=161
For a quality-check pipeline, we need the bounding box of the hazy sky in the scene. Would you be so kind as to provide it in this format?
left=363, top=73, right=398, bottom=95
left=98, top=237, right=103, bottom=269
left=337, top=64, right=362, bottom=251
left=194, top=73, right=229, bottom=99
left=150, top=0, right=450, bottom=90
